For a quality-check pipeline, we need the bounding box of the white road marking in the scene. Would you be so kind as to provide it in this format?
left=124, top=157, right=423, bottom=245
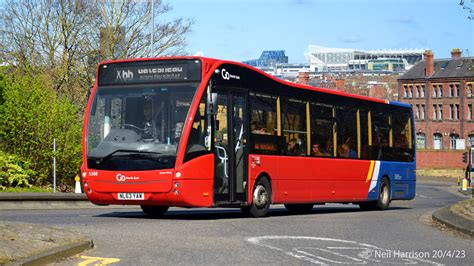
left=416, top=194, right=433, bottom=199
left=247, top=236, right=442, bottom=265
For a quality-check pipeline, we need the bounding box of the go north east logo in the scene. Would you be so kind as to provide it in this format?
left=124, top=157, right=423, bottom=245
left=116, top=69, right=134, bottom=81
left=219, top=68, right=240, bottom=80
left=116, top=173, right=139, bottom=182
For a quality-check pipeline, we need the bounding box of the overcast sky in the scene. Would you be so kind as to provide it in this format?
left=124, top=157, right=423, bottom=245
left=166, top=0, right=474, bottom=62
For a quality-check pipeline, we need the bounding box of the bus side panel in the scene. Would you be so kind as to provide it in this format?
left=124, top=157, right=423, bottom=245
left=248, top=155, right=280, bottom=204
left=174, top=153, right=214, bottom=207
left=248, top=155, right=374, bottom=204
left=367, top=161, right=416, bottom=201
left=276, top=157, right=373, bottom=203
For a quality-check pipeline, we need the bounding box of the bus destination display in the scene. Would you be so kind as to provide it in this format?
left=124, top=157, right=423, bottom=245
left=98, top=59, right=201, bottom=85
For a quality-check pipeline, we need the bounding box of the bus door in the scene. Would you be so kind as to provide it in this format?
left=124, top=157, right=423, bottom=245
left=213, top=89, right=248, bottom=204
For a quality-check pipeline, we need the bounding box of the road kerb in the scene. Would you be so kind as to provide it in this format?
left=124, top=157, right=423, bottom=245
left=10, top=239, right=93, bottom=266
left=432, top=206, right=474, bottom=238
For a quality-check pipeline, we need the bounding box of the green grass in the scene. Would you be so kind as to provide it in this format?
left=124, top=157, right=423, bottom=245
left=1, top=186, right=53, bottom=193
left=450, top=198, right=474, bottom=221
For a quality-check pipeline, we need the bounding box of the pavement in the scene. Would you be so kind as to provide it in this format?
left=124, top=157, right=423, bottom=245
left=0, top=178, right=473, bottom=264
left=0, top=193, right=95, bottom=265
left=432, top=198, right=474, bottom=238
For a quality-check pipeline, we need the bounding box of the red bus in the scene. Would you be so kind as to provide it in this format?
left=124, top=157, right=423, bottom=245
left=82, top=57, right=415, bottom=217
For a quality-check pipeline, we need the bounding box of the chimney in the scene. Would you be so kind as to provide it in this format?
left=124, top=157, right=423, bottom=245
left=423, top=50, right=434, bottom=77
left=451, top=48, right=462, bottom=60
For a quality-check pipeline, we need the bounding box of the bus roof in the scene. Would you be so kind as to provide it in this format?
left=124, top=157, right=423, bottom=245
left=97, top=56, right=411, bottom=109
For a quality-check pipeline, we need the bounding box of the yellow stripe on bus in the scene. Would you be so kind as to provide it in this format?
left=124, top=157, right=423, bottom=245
left=366, top=160, right=375, bottom=182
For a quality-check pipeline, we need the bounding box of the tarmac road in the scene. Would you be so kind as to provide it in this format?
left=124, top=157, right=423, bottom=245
left=1, top=179, right=472, bottom=265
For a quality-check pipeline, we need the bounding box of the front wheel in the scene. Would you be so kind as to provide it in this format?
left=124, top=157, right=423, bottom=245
left=141, top=205, right=169, bottom=218
left=242, top=178, right=271, bottom=218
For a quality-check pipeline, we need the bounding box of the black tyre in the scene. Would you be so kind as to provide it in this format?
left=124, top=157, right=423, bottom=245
left=243, top=177, right=271, bottom=217
left=359, top=177, right=391, bottom=211
left=285, top=204, right=314, bottom=214
left=375, top=178, right=391, bottom=210
left=140, top=205, right=169, bottom=218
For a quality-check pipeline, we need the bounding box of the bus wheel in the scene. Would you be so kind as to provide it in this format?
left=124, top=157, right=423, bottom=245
left=359, top=177, right=391, bottom=211
left=243, top=178, right=271, bottom=218
left=375, top=178, right=391, bottom=210
left=285, top=204, right=314, bottom=214
left=141, top=205, right=169, bottom=218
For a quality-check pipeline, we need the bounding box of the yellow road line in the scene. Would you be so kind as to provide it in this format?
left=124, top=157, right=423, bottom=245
left=78, top=256, right=120, bottom=266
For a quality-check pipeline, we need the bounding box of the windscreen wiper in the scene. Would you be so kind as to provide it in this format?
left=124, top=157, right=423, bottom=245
left=90, top=149, right=161, bottom=164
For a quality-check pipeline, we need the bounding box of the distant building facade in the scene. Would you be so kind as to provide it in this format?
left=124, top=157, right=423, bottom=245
left=398, top=49, right=474, bottom=168
left=307, top=45, right=424, bottom=72
left=243, top=50, right=288, bottom=67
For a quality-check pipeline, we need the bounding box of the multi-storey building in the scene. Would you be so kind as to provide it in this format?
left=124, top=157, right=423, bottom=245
left=243, top=50, right=288, bottom=67
left=307, top=45, right=424, bottom=72
left=398, top=49, right=474, bottom=168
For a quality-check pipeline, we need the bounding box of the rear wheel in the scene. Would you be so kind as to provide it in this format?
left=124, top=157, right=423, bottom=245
left=141, top=205, right=169, bottom=218
left=285, top=204, right=314, bottom=214
left=359, top=177, right=391, bottom=211
left=242, top=177, right=271, bottom=218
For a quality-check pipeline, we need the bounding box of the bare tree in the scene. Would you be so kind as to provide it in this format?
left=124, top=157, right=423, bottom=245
left=460, top=0, right=474, bottom=20
left=0, top=0, right=193, bottom=106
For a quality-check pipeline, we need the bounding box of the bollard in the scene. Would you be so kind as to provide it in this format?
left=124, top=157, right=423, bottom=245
left=462, top=178, right=468, bottom=191
left=74, top=175, right=82, bottom=193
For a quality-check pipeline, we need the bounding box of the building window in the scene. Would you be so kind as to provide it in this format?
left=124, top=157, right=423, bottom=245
left=449, top=84, right=454, bottom=97
left=433, top=133, right=443, bottom=150
left=403, top=85, right=407, bottom=98
left=455, top=84, right=460, bottom=97
left=416, top=133, right=426, bottom=149
left=409, top=86, right=413, bottom=98
left=468, top=84, right=473, bottom=98
left=450, top=134, right=460, bottom=150
left=455, top=104, right=460, bottom=120
left=421, top=104, right=425, bottom=120
left=432, top=86, right=437, bottom=98
left=416, top=86, right=420, bottom=98
left=469, top=104, right=472, bottom=121
left=469, top=134, right=474, bottom=147
left=415, top=105, right=420, bottom=120
left=438, top=104, right=443, bottom=120
left=420, top=85, right=425, bottom=98
left=450, top=104, right=454, bottom=120
left=433, top=105, right=437, bottom=120
left=438, top=85, right=443, bottom=97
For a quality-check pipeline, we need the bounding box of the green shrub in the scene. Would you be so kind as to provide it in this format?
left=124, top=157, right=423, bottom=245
left=0, top=151, right=35, bottom=189
left=0, top=73, right=82, bottom=187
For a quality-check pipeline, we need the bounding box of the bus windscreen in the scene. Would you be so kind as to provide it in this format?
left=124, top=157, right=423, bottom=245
left=86, top=83, right=199, bottom=171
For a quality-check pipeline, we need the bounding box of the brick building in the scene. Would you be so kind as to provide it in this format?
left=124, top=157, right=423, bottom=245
left=398, top=49, right=474, bottom=168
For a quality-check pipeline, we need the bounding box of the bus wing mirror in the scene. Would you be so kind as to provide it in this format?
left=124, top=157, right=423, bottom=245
left=207, top=93, right=218, bottom=115
left=87, top=86, right=93, bottom=99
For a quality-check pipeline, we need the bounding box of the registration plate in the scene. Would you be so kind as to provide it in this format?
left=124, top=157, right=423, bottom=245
left=118, top=193, right=144, bottom=200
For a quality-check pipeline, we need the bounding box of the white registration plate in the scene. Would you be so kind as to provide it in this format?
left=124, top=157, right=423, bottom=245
left=118, top=193, right=144, bottom=200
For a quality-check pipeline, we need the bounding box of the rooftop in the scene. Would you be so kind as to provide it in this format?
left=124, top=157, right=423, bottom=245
left=399, top=57, right=474, bottom=80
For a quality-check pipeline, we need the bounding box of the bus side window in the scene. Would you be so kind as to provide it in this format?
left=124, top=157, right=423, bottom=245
left=250, top=93, right=277, bottom=135
left=249, top=92, right=281, bottom=155
left=359, top=109, right=369, bottom=159
left=310, top=102, right=334, bottom=157
left=392, top=112, right=413, bottom=162
left=371, top=111, right=390, bottom=160
left=281, top=97, right=307, bottom=156
left=336, top=106, right=358, bottom=158
left=184, top=94, right=210, bottom=162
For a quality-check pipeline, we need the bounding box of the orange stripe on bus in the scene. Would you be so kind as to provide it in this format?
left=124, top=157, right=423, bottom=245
left=366, top=160, right=375, bottom=182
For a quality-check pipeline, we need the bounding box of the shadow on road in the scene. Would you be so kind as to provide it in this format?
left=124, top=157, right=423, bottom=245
left=95, top=205, right=411, bottom=221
